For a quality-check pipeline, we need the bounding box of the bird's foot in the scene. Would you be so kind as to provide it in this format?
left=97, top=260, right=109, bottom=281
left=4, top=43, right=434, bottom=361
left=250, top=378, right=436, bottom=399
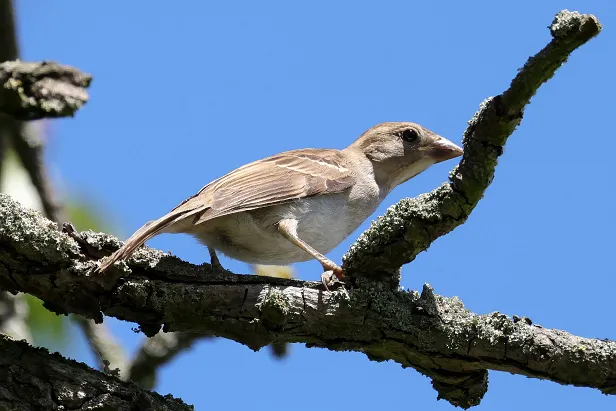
left=320, top=265, right=345, bottom=291
left=209, top=249, right=225, bottom=272
left=210, top=258, right=225, bottom=273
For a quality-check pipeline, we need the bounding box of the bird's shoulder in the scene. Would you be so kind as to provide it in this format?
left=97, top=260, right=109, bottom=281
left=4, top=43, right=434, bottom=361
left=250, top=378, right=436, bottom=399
left=170, top=147, right=357, bottom=221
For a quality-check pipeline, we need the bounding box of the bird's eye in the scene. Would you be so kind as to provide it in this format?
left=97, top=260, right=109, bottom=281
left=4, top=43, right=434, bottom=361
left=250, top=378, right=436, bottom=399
left=401, top=129, right=419, bottom=143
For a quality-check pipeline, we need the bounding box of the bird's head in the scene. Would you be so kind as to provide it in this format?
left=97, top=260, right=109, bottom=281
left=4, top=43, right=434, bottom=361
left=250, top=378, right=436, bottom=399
left=348, top=122, right=463, bottom=190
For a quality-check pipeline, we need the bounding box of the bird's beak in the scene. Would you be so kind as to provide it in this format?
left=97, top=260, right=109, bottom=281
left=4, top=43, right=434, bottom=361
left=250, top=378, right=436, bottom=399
left=427, top=136, right=464, bottom=163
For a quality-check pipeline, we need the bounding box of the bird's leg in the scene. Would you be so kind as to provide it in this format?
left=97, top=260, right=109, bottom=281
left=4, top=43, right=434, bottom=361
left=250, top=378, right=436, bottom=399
left=277, top=219, right=344, bottom=290
left=208, top=247, right=224, bottom=272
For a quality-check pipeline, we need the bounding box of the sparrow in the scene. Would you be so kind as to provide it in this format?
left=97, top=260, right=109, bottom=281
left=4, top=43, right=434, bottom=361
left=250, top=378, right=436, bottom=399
left=94, top=122, right=463, bottom=287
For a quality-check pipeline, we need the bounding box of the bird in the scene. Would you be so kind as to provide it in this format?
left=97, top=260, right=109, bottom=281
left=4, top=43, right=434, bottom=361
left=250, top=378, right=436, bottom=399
left=94, top=122, right=463, bottom=287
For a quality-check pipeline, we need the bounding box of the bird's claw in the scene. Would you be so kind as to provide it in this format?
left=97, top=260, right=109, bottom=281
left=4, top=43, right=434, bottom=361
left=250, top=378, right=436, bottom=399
left=211, top=259, right=224, bottom=272
left=208, top=249, right=225, bottom=272
left=320, top=267, right=345, bottom=291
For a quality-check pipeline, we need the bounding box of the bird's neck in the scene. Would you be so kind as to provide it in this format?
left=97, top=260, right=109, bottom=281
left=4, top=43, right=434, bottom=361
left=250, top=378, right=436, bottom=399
left=342, top=146, right=392, bottom=198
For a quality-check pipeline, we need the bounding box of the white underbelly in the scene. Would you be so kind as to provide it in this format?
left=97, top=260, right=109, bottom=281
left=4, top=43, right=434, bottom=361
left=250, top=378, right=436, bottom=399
left=192, top=191, right=382, bottom=265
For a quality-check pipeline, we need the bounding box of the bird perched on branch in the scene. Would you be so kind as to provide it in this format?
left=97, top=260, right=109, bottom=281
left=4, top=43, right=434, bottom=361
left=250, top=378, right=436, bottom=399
left=95, top=122, right=463, bottom=288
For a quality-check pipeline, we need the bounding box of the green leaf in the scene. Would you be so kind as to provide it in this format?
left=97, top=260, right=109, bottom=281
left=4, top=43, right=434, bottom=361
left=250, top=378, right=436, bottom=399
left=23, top=294, right=69, bottom=346
left=65, top=198, right=113, bottom=232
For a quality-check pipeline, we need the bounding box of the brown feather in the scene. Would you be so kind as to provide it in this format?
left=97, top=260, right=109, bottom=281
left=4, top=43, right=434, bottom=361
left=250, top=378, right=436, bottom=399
left=184, top=149, right=355, bottom=225
left=95, top=148, right=356, bottom=273
left=94, top=205, right=204, bottom=273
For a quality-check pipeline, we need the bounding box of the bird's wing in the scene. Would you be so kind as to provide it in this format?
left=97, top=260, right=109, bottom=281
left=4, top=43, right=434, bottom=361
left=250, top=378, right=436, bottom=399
left=94, top=148, right=356, bottom=273
left=172, top=148, right=356, bottom=225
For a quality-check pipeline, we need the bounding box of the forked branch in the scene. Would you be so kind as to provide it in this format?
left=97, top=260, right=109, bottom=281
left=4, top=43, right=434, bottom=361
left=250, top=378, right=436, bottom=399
left=0, top=10, right=606, bottom=409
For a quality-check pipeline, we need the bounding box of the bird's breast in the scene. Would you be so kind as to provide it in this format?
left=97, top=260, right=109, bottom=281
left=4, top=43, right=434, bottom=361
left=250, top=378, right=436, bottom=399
left=292, top=190, right=381, bottom=251
left=192, top=183, right=383, bottom=265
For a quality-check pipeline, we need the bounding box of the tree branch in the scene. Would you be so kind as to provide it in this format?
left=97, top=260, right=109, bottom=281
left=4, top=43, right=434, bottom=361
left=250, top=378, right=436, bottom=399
left=342, top=10, right=602, bottom=284
left=0, top=334, right=192, bottom=410
left=0, top=60, right=91, bottom=120
left=0, top=9, right=606, bottom=409
left=1, top=193, right=614, bottom=408
left=72, top=315, right=128, bottom=376
left=0, top=0, right=18, bottom=187
left=127, top=332, right=206, bottom=390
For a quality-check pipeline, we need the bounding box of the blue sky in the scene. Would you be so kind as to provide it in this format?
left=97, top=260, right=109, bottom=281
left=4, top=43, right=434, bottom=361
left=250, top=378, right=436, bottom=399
left=15, top=1, right=615, bottom=409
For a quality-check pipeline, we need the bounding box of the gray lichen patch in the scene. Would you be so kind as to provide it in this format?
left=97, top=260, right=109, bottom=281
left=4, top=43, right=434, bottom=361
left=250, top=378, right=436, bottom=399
left=329, top=286, right=351, bottom=305
left=258, top=287, right=291, bottom=327
left=353, top=284, right=421, bottom=332
left=0, top=61, right=92, bottom=120
left=550, top=10, right=585, bottom=38
left=464, top=97, right=494, bottom=137
left=127, top=246, right=169, bottom=270
left=78, top=230, right=175, bottom=276
left=344, top=195, right=428, bottom=262
left=78, top=230, right=123, bottom=250
left=0, top=193, right=81, bottom=262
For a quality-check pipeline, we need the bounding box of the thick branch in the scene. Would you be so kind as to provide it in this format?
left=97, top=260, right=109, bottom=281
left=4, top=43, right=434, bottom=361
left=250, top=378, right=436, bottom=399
left=0, top=60, right=91, bottom=120
left=0, top=194, right=614, bottom=409
left=0, top=334, right=192, bottom=410
left=342, top=10, right=602, bottom=281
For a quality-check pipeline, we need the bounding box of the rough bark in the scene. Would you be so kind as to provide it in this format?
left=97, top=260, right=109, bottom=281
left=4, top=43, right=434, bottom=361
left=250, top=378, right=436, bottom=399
left=0, top=9, right=607, bottom=409
left=0, top=334, right=192, bottom=410
left=1, top=192, right=615, bottom=409
left=0, top=61, right=91, bottom=121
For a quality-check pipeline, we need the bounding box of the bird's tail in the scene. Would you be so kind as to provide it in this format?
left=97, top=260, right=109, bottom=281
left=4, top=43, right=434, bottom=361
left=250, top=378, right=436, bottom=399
left=95, top=209, right=195, bottom=274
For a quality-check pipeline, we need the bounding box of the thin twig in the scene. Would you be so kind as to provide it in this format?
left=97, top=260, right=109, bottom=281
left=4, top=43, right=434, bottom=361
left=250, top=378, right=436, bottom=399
left=127, top=332, right=206, bottom=390
left=0, top=61, right=91, bottom=120
left=72, top=315, right=127, bottom=377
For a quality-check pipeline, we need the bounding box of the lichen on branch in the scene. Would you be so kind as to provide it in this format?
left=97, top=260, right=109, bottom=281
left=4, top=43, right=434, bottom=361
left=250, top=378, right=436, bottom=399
left=0, top=60, right=91, bottom=120
left=0, top=334, right=192, bottom=410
